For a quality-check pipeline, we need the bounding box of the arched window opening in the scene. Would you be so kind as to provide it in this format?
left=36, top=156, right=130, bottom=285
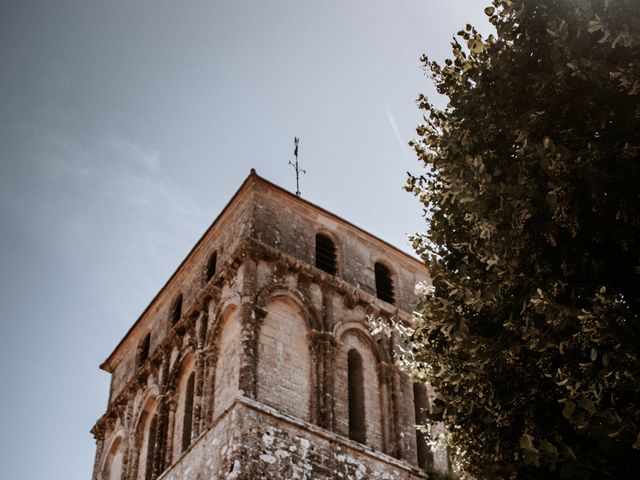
left=348, top=349, right=366, bottom=443
left=144, top=415, right=158, bottom=480
left=206, top=251, right=217, bottom=281
left=181, top=371, right=196, bottom=453
left=413, top=382, right=434, bottom=470
left=138, top=333, right=151, bottom=366
left=101, top=437, right=123, bottom=480
left=374, top=262, right=395, bottom=304
left=315, top=233, right=337, bottom=275
left=170, top=294, right=183, bottom=325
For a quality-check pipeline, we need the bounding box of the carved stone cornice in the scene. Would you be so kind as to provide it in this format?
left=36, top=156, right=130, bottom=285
left=240, top=237, right=414, bottom=323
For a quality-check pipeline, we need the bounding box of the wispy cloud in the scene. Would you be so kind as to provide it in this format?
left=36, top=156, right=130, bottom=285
left=385, top=105, right=411, bottom=161
left=103, top=135, right=161, bottom=172
left=30, top=125, right=209, bottom=274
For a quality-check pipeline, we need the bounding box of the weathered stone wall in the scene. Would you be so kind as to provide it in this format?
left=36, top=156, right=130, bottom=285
left=250, top=182, right=427, bottom=313
left=157, top=400, right=240, bottom=480
left=108, top=197, right=253, bottom=402
left=248, top=251, right=431, bottom=465
left=106, top=180, right=428, bottom=405
left=158, top=398, right=426, bottom=480
left=236, top=398, right=427, bottom=480
left=92, top=175, right=448, bottom=480
left=256, top=297, right=313, bottom=421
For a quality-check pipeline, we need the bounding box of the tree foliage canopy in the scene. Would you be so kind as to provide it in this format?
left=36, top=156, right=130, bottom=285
left=408, top=1, right=640, bottom=478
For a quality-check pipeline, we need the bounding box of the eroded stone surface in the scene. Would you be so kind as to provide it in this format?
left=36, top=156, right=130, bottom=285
left=92, top=173, right=447, bottom=480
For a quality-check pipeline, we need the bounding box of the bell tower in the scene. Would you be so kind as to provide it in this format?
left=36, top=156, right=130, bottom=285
left=92, top=171, right=450, bottom=479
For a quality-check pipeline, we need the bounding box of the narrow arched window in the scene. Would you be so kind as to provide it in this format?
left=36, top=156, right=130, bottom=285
left=101, top=437, right=123, bottom=480
left=170, top=294, right=183, bottom=325
left=413, top=382, right=434, bottom=470
left=138, top=333, right=151, bottom=366
left=181, top=371, right=196, bottom=453
left=144, top=415, right=158, bottom=480
left=315, top=233, right=337, bottom=275
left=374, top=262, right=395, bottom=304
left=348, top=349, right=366, bottom=443
left=206, top=251, right=217, bottom=281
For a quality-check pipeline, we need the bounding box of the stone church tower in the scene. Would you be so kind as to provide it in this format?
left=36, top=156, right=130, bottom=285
left=91, top=171, right=449, bottom=479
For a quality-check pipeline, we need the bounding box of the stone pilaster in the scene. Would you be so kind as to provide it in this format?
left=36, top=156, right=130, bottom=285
left=310, top=330, right=338, bottom=430
left=193, top=311, right=207, bottom=438
left=237, top=258, right=261, bottom=398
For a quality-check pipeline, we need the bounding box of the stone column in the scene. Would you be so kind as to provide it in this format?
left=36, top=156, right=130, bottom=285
left=202, top=347, right=218, bottom=426
left=237, top=258, right=261, bottom=398
left=310, top=330, right=338, bottom=430
left=379, top=360, right=418, bottom=462
left=378, top=362, right=396, bottom=457
left=162, top=398, right=177, bottom=470
left=153, top=395, right=169, bottom=477
left=201, top=298, right=219, bottom=426
left=152, top=349, right=170, bottom=474
left=121, top=400, right=135, bottom=480
left=396, top=368, right=418, bottom=462
left=126, top=421, right=143, bottom=480
left=193, top=311, right=207, bottom=438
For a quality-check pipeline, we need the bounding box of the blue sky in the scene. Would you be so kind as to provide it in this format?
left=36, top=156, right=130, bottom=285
left=0, top=1, right=488, bottom=478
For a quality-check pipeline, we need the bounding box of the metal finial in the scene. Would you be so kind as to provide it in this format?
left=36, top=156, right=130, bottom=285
left=289, top=137, right=306, bottom=196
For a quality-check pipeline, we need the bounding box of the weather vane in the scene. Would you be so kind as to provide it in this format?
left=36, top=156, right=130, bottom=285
left=289, top=137, right=306, bottom=197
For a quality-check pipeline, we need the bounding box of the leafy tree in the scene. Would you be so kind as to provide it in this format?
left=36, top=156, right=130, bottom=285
left=407, top=1, right=640, bottom=478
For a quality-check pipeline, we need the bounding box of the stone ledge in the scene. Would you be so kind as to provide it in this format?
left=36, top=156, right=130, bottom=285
left=157, top=396, right=428, bottom=480
left=237, top=396, right=427, bottom=477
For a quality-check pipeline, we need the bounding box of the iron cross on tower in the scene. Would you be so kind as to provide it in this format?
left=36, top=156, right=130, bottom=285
left=289, top=137, right=306, bottom=197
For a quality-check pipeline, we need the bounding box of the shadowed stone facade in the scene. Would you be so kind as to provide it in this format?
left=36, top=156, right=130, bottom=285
left=92, top=171, right=449, bottom=479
